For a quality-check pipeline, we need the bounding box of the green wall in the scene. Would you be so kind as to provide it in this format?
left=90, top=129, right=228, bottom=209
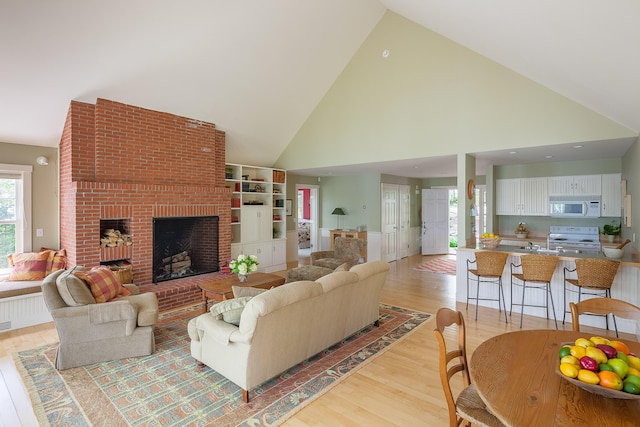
left=275, top=11, right=635, bottom=172
left=622, top=137, right=640, bottom=248
left=1, top=142, right=59, bottom=250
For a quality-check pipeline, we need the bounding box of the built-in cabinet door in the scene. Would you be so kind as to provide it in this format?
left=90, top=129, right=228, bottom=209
left=547, top=176, right=574, bottom=196
left=520, top=177, right=548, bottom=216
left=601, top=173, right=622, bottom=217
left=242, top=241, right=272, bottom=269
left=573, top=175, right=601, bottom=195
left=271, top=240, right=286, bottom=266
left=496, top=179, right=520, bottom=215
left=548, top=175, right=601, bottom=196
left=240, top=205, right=271, bottom=243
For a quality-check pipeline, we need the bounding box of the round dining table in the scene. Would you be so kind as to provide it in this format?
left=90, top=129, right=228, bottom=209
left=470, top=329, right=640, bottom=426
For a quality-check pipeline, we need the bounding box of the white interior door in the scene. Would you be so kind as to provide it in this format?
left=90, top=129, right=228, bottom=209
left=422, top=189, right=449, bottom=255
left=381, top=184, right=398, bottom=262
left=397, top=185, right=410, bottom=259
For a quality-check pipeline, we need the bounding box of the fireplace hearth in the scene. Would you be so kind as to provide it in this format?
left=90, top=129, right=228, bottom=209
left=152, top=216, right=219, bottom=283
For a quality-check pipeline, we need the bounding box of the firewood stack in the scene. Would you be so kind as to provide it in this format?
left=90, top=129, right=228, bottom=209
left=162, top=251, right=192, bottom=273
left=100, top=229, right=133, bottom=248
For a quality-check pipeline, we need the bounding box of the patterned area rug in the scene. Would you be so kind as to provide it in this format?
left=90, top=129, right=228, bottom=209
left=14, top=304, right=430, bottom=427
left=414, top=257, right=457, bottom=275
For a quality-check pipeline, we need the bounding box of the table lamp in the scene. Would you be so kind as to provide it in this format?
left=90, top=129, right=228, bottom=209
left=331, top=207, right=346, bottom=229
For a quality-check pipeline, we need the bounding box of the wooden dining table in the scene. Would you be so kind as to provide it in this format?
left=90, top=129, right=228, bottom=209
left=470, top=329, right=640, bottom=426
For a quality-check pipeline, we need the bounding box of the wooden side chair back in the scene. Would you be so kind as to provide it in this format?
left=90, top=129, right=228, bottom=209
left=570, top=298, right=640, bottom=332
left=433, top=308, right=504, bottom=427
left=466, top=251, right=510, bottom=323
left=510, top=254, right=559, bottom=329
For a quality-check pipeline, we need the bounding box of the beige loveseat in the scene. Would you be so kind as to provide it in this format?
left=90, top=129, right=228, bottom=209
left=187, top=260, right=390, bottom=402
left=42, top=269, right=159, bottom=369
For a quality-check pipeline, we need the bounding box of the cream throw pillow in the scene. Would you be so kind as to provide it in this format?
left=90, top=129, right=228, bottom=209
left=232, top=286, right=267, bottom=298
left=210, top=296, right=253, bottom=325
left=56, top=267, right=96, bottom=306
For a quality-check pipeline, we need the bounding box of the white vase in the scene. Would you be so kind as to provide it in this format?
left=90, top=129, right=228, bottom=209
left=607, top=235, right=615, bottom=243
left=238, top=273, right=248, bottom=282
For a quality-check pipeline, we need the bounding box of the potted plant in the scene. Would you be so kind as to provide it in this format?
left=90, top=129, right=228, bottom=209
left=515, top=222, right=529, bottom=238
left=602, top=221, right=621, bottom=243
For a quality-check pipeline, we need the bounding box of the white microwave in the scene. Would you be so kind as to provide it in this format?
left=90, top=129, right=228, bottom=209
left=549, top=196, right=600, bottom=218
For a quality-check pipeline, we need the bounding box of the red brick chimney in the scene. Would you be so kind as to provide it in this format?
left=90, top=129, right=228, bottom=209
left=59, top=99, right=231, bottom=287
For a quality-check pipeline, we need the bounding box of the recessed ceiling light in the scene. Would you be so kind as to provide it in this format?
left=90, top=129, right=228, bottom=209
left=382, top=49, right=390, bottom=58
left=413, top=165, right=419, bottom=169
left=508, top=151, right=518, bottom=154
left=545, top=155, right=553, bottom=159
left=572, top=145, right=583, bottom=148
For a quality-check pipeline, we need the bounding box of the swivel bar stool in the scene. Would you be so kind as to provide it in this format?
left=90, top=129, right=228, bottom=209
left=510, top=254, right=559, bottom=329
left=466, top=251, right=509, bottom=323
left=562, top=258, right=620, bottom=336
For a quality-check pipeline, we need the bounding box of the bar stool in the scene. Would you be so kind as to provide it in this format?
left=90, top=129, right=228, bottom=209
left=510, top=254, right=559, bottom=329
left=562, top=258, right=620, bottom=336
left=466, top=251, right=509, bottom=323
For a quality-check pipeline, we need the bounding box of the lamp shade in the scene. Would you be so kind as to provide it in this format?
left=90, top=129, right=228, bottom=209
left=331, top=208, right=346, bottom=215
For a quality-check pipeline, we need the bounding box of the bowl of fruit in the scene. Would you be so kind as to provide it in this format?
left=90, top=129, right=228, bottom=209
left=557, top=336, right=640, bottom=399
left=480, top=233, right=501, bottom=248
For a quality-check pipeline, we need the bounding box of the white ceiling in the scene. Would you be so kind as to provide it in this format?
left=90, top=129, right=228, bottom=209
left=2, top=1, right=638, bottom=178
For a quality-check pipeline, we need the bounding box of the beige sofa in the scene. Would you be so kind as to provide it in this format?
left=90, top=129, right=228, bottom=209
left=187, top=260, right=390, bottom=402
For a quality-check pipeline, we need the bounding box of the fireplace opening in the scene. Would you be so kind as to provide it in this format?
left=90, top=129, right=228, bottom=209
left=152, top=216, right=219, bottom=283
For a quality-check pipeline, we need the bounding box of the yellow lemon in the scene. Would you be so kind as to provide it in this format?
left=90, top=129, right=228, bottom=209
left=585, top=346, right=608, bottom=364
left=560, top=363, right=579, bottom=378
left=590, top=336, right=610, bottom=346
left=627, top=367, right=640, bottom=378
left=577, top=369, right=600, bottom=385
left=561, top=355, right=580, bottom=366
left=570, top=346, right=586, bottom=359
left=575, top=338, right=595, bottom=348
left=627, top=355, right=640, bottom=370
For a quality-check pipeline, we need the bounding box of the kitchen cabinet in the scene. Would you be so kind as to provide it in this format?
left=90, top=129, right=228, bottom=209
left=548, top=175, right=601, bottom=196
left=496, top=178, right=548, bottom=216
left=601, top=173, right=622, bottom=217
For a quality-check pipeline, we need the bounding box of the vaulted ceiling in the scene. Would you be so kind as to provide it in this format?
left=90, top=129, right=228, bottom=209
left=2, top=1, right=638, bottom=177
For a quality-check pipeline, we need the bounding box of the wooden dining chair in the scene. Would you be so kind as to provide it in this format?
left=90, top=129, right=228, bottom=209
left=562, top=258, right=620, bottom=335
left=466, top=251, right=509, bottom=323
left=570, top=298, right=640, bottom=333
left=510, top=254, right=559, bottom=329
left=433, top=308, right=505, bottom=427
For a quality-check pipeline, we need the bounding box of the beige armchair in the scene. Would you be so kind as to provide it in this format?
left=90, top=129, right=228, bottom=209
left=41, top=269, right=159, bottom=370
left=311, top=237, right=366, bottom=270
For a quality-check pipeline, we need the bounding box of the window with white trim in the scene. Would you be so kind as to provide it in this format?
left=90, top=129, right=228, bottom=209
left=0, top=164, right=32, bottom=268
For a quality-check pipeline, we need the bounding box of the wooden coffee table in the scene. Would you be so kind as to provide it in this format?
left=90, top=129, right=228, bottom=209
left=199, top=272, right=285, bottom=312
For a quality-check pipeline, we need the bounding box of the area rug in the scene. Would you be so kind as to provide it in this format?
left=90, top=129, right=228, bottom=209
left=14, top=304, right=430, bottom=427
left=414, top=257, right=457, bottom=275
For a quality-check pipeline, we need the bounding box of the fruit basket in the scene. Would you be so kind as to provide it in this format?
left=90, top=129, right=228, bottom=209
left=555, top=342, right=640, bottom=400
left=555, top=364, right=640, bottom=400
left=480, top=237, right=501, bottom=248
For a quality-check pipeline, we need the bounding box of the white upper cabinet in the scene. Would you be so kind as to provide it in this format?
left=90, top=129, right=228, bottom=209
left=496, top=178, right=548, bottom=216
left=601, top=173, right=622, bottom=217
left=548, top=175, right=601, bottom=196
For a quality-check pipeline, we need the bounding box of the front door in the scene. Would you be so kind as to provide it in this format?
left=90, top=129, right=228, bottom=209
left=422, top=189, right=449, bottom=255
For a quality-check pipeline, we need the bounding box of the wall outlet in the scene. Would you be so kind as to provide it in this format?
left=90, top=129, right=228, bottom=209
left=36, top=228, right=43, bottom=237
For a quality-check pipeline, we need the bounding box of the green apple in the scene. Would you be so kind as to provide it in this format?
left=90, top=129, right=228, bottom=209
left=607, top=358, right=629, bottom=379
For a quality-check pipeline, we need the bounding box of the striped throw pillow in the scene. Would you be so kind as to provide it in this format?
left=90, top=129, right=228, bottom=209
left=75, top=266, right=132, bottom=303
left=40, top=248, right=67, bottom=276
left=8, top=251, right=51, bottom=281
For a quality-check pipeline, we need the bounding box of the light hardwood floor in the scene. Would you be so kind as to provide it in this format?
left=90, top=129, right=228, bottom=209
left=0, top=254, right=634, bottom=426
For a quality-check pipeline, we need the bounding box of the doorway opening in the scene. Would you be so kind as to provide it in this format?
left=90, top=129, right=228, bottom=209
left=296, top=185, right=319, bottom=258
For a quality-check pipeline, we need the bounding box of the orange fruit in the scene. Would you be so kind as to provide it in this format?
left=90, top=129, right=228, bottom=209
left=609, top=340, right=630, bottom=355
left=598, top=370, right=623, bottom=390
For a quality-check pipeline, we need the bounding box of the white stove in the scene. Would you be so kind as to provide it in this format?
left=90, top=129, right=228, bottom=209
left=547, top=226, right=601, bottom=254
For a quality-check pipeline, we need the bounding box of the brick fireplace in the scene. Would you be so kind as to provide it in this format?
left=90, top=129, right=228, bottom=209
left=59, top=98, right=232, bottom=309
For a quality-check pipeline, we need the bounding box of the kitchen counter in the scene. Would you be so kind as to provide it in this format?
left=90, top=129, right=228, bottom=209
left=457, top=245, right=640, bottom=335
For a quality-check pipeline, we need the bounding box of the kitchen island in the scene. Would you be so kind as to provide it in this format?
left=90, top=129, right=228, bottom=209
left=457, top=245, right=640, bottom=336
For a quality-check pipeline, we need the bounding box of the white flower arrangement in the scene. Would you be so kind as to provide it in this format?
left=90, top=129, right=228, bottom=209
left=229, top=254, right=259, bottom=275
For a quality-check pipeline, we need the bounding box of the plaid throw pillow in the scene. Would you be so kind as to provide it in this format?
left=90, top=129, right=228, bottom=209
left=40, top=248, right=67, bottom=276
left=8, top=251, right=51, bottom=281
left=75, top=266, right=131, bottom=303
